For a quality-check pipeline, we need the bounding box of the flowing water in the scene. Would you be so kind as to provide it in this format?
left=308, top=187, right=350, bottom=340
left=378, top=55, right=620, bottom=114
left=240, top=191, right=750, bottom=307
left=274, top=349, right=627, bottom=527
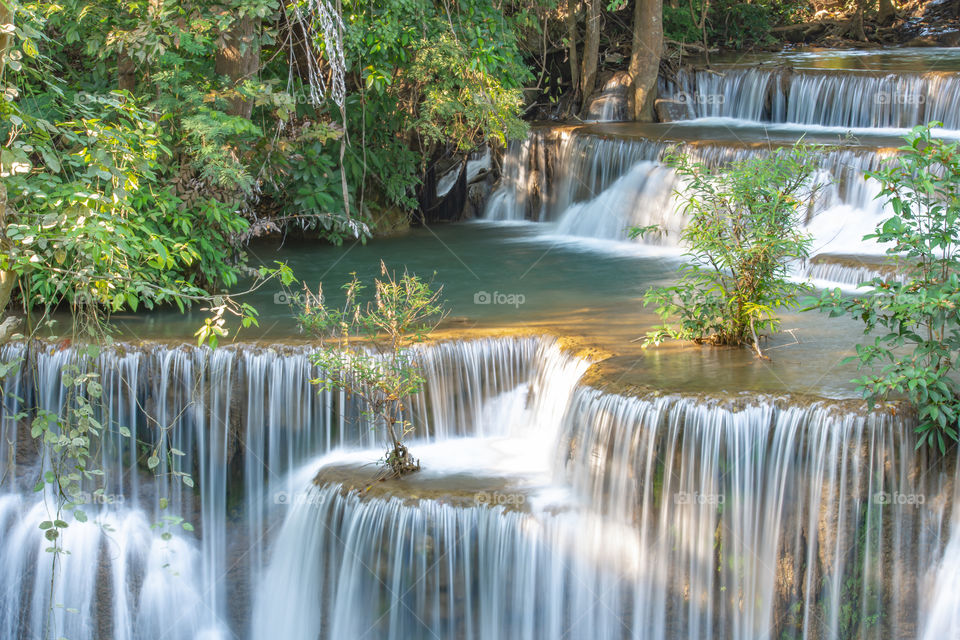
left=4, top=47, right=960, bottom=640
left=483, top=126, right=897, bottom=274
left=484, top=48, right=960, bottom=287
left=660, top=67, right=960, bottom=129
left=2, top=337, right=957, bottom=639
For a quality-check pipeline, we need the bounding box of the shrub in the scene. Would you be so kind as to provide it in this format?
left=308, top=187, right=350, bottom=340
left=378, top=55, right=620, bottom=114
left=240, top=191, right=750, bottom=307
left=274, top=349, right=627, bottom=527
left=640, top=144, right=821, bottom=357
left=808, top=124, right=960, bottom=452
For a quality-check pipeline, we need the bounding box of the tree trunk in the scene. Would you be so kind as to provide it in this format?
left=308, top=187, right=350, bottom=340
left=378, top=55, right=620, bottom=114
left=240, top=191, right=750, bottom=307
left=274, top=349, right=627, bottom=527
left=579, top=0, right=600, bottom=112
left=0, top=183, right=15, bottom=313
left=0, top=3, right=11, bottom=67
left=878, top=0, right=896, bottom=25
left=565, top=0, right=580, bottom=103
left=697, top=0, right=711, bottom=67
left=0, top=3, right=18, bottom=317
left=118, top=49, right=137, bottom=92
left=215, top=15, right=259, bottom=118
left=848, top=0, right=867, bottom=40
left=628, top=0, right=663, bottom=122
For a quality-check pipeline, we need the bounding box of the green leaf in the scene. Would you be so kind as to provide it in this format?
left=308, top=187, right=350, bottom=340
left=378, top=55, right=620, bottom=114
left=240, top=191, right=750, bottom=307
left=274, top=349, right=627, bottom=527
left=39, top=147, right=61, bottom=174
left=22, top=39, right=38, bottom=58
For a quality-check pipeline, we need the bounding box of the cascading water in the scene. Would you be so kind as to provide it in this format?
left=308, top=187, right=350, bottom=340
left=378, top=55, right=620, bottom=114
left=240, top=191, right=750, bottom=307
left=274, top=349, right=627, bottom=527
left=554, top=160, right=682, bottom=243
left=660, top=67, right=776, bottom=122
left=803, top=256, right=908, bottom=288
left=554, top=389, right=953, bottom=640
left=660, top=67, right=960, bottom=129
left=5, top=50, right=960, bottom=640
left=2, top=335, right=958, bottom=639
left=483, top=53, right=960, bottom=286
left=483, top=129, right=567, bottom=222
left=921, top=468, right=960, bottom=640
left=252, top=371, right=958, bottom=640
left=0, top=337, right=552, bottom=639
left=486, top=130, right=893, bottom=262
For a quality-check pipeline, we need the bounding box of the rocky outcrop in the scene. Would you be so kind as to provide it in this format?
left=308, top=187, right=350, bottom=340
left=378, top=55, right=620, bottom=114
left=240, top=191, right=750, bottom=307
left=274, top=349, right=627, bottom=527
left=418, top=144, right=500, bottom=223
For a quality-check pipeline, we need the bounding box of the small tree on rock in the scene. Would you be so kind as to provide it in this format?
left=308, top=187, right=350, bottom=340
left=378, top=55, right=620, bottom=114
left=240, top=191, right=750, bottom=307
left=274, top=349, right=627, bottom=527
left=299, top=261, right=446, bottom=477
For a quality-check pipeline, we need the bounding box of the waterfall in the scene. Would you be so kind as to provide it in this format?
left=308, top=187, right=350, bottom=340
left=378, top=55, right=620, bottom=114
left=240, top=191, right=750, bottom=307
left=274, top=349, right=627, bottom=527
left=803, top=256, right=907, bottom=288
left=483, top=129, right=568, bottom=222
left=556, top=389, right=951, bottom=640
left=554, top=161, right=682, bottom=244
left=253, top=383, right=958, bottom=640
left=0, top=337, right=555, bottom=639
left=661, top=67, right=960, bottom=129
left=1, top=336, right=958, bottom=639
left=483, top=61, right=959, bottom=284
left=921, top=456, right=960, bottom=640
left=486, top=130, right=892, bottom=258
left=661, top=67, right=776, bottom=122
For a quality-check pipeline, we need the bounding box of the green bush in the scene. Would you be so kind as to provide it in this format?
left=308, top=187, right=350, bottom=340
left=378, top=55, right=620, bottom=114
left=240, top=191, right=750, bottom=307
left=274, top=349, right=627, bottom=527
left=664, top=0, right=808, bottom=49
left=663, top=6, right=703, bottom=45
left=640, top=144, right=821, bottom=356
left=809, top=125, right=960, bottom=452
left=714, top=2, right=774, bottom=48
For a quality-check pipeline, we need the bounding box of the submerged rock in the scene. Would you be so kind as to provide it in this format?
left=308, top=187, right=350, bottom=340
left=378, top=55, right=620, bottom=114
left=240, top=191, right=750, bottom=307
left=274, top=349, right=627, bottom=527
left=314, top=464, right=529, bottom=512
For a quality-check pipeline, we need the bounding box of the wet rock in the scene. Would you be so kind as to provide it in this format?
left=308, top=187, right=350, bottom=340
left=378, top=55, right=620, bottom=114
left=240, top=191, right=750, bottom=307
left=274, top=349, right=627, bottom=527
left=314, top=463, right=530, bottom=513
left=462, top=176, right=494, bottom=221
left=583, top=71, right=632, bottom=122
left=418, top=156, right=467, bottom=224
left=418, top=144, right=501, bottom=223
left=465, top=145, right=492, bottom=184
left=655, top=98, right=692, bottom=123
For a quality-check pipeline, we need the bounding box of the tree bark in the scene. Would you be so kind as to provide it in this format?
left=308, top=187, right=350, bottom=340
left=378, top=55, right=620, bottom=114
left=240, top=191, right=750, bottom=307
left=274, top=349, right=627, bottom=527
left=0, top=2, right=11, bottom=66
left=848, top=0, right=867, bottom=40
left=579, top=0, right=600, bottom=111
left=0, top=3, right=18, bottom=316
left=118, top=49, right=137, bottom=92
left=565, top=0, right=580, bottom=103
left=0, top=183, right=15, bottom=313
left=215, top=14, right=260, bottom=118
left=628, top=0, right=663, bottom=122
left=878, top=0, right=896, bottom=25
